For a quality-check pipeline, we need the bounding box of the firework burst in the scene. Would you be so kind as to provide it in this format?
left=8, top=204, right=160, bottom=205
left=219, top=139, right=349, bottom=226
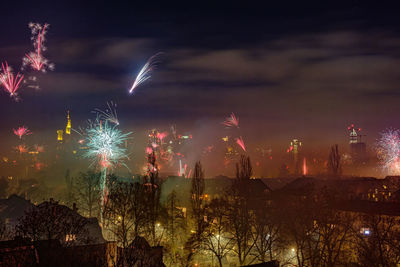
left=1, top=62, right=24, bottom=99
left=84, top=119, right=131, bottom=209
left=93, top=101, right=119, bottom=125
left=129, top=52, right=163, bottom=94
left=223, top=112, right=239, bottom=128
left=84, top=120, right=131, bottom=169
left=22, top=23, right=54, bottom=72
left=13, top=126, right=32, bottom=139
left=236, top=136, right=246, bottom=152
left=377, top=129, right=400, bottom=174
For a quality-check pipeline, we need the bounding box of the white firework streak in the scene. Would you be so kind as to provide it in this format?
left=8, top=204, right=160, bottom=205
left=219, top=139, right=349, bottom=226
left=129, top=52, right=163, bottom=94
left=93, top=101, right=119, bottom=125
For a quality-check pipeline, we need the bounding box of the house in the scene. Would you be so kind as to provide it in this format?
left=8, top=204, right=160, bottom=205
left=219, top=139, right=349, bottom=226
left=0, top=195, right=34, bottom=237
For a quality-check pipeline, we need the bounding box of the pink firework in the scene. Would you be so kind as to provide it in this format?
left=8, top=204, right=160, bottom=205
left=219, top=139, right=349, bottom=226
left=222, top=112, right=239, bottom=128
left=157, top=132, right=168, bottom=142
left=145, top=147, right=153, bottom=154
left=22, top=23, right=54, bottom=72
left=236, top=136, right=246, bottom=152
left=1, top=62, right=24, bottom=98
left=13, top=126, right=32, bottom=139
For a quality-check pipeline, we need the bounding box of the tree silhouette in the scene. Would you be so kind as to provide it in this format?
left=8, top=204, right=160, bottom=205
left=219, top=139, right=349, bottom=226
left=328, top=145, right=341, bottom=177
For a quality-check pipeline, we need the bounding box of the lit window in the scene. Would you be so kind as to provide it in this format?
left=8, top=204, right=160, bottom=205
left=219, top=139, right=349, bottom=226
left=360, top=227, right=370, bottom=236
left=65, top=234, right=76, bottom=242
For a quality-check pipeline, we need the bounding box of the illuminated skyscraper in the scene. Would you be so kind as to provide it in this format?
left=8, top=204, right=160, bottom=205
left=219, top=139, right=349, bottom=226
left=348, top=124, right=361, bottom=144
left=290, top=139, right=302, bottom=165
left=288, top=139, right=302, bottom=175
left=347, top=124, right=367, bottom=165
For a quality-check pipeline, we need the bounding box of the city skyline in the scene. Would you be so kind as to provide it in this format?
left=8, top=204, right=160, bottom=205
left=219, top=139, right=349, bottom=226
left=0, top=3, right=400, bottom=155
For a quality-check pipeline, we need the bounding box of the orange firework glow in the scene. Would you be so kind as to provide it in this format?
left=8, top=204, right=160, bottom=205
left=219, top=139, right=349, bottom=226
left=303, top=157, right=308, bottom=176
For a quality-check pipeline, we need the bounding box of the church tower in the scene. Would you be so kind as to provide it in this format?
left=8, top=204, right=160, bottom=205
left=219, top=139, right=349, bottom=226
left=66, top=111, right=71, bottom=135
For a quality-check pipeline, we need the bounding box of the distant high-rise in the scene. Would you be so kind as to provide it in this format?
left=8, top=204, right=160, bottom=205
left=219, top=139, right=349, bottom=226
left=348, top=124, right=361, bottom=144
left=290, top=139, right=301, bottom=162
left=347, top=124, right=367, bottom=165
left=288, top=139, right=302, bottom=175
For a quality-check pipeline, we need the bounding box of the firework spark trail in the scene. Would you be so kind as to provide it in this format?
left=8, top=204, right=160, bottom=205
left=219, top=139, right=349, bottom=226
left=377, top=129, right=400, bottom=174
left=177, top=163, right=189, bottom=177
left=22, top=23, right=54, bottom=72
left=93, top=101, right=119, bottom=125
left=129, top=52, right=163, bottom=94
left=1, top=62, right=24, bottom=99
left=83, top=119, right=131, bottom=211
left=236, top=136, right=246, bottom=152
left=222, top=112, right=239, bottom=128
left=13, top=126, right=32, bottom=139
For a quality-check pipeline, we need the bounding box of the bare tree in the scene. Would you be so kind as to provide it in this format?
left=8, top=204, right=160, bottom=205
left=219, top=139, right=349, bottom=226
left=103, top=182, right=147, bottom=248
left=185, top=161, right=206, bottom=265
left=281, top=188, right=355, bottom=267
left=317, top=209, right=354, bottom=267
left=73, top=170, right=101, bottom=218
left=201, top=198, right=234, bottom=267
left=282, top=195, right=321, bottom=267
left=65, top=169, right=74, bottom=207
left=191, top=161, right=205, bottom=235
left=353, top=214, right=400, bottom=266
left=227, top=155, right=255, bottom=265
left=164, top=190, right=187, bottom=266
left=251, top=199, right=283, bottom=263
left=16, top=199, right=89, bottom=246
left=235, top=155, right=252, bottom=183
left=144, top=152, right=162, bottom=246
left=328, top=145, right=341, bottom=177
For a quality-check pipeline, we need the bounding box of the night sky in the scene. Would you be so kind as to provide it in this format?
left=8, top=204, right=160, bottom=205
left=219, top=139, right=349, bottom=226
left=1, top=2, right=400, bottom=164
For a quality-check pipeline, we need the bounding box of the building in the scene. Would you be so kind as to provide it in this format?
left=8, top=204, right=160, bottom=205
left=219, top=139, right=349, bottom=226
left=0, top=196, right=104, bottom=245
left=57, top=111, right=72, bottom=145
left=0, top=238, right=118, bottom=267
left=65, top=110, right=72, bottom=135
left=347, top=124, right=367, bottom=165
left=0, top=195, right=34, bottom=236
left=287, top=139, right=302, bottom=175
